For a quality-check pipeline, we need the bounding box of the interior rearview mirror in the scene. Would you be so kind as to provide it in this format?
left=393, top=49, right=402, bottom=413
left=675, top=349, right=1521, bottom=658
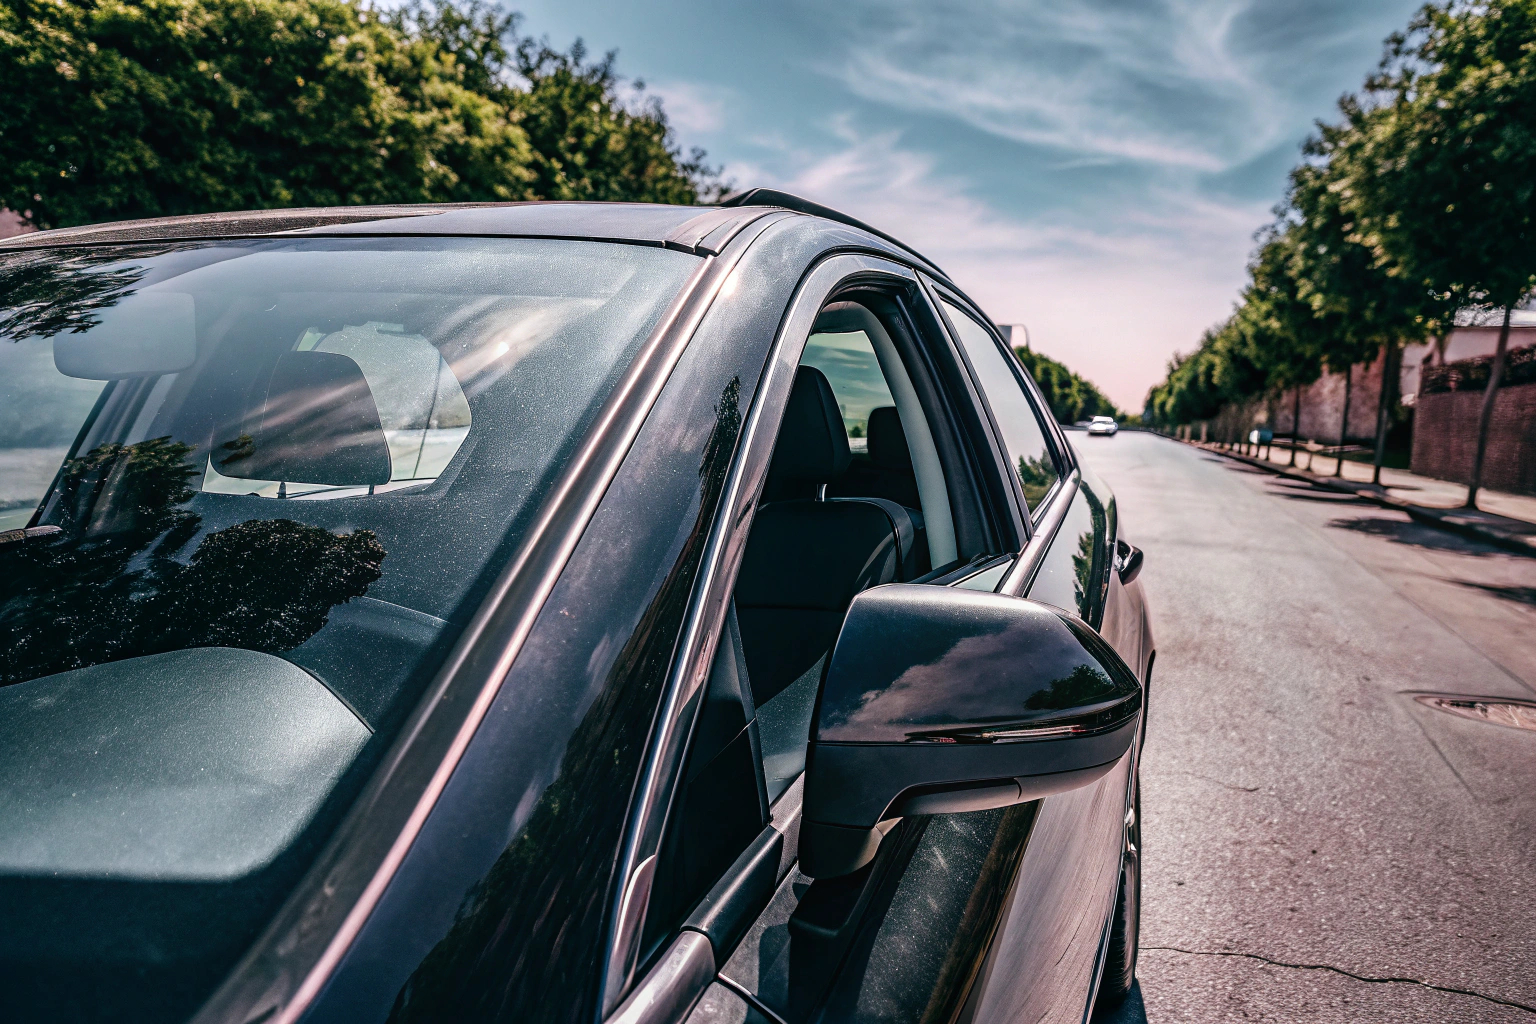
left=53, top=292, right=197, bottom=380
left=800, top=584, right=1142, bottom=878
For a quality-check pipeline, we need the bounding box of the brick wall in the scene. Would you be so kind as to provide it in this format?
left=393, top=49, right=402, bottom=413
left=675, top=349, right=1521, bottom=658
left=1272, top=350, right=1387, bottom=443
left=1411, top=382, right=1536, bottom=494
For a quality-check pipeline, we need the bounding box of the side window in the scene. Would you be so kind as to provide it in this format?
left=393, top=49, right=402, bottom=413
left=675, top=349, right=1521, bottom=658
left=801, top=330, right=897, bottom=448
left=941, top=299, right=1061, bottom=515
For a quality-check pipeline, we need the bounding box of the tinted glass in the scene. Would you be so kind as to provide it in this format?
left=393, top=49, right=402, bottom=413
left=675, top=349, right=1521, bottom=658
left=0, top=236, right=696, bottom=1022
left=801, top=330, right=896, bottom=449
left=942, top=299, right=1060, bottom=512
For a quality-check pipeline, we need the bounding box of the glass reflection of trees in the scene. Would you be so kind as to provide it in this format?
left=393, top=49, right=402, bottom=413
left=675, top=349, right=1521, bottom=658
left=1017, top=452, right=1058, bottom=509
left=1, top=436, right=385, bottom=686
left=1022, top=663, right=1118, bottom=712
left=0, top=247, right=172, bottom=341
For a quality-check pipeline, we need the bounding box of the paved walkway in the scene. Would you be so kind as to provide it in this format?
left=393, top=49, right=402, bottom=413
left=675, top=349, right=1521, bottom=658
left=1180, top=439, right=1536, bottom=555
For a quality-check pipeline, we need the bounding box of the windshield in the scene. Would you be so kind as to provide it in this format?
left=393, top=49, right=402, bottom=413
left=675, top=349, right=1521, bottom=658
left=0, top=236, right=697, bottom=1023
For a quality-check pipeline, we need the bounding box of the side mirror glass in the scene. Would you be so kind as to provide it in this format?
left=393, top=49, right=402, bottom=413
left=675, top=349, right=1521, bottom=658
left=53, top=292, right=197, bottom=380
left=800, top=584, right=1142, bottom=878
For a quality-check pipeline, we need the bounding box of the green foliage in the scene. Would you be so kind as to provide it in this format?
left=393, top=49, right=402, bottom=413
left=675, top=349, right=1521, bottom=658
left=1145, top=320, right=1245, bottom=427
left=0, top=0, right=721, bottom=228
left=1339, top=0, right=1536, bottom=310
left=1016, top=452, right=1057, bottom=508
left=1011, top=346, right=1120, bottom=423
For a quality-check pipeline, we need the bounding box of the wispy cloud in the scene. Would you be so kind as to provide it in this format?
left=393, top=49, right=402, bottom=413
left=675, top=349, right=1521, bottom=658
left=646, top=79, right=730, bottom=135
left=800, top=0, right=1291, bottom=173
left=480, top=0, right=1425, bottom=406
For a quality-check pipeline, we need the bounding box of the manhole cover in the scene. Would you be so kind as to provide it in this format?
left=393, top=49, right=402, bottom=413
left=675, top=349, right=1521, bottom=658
left=1412, top=693, right=1536, bottom=733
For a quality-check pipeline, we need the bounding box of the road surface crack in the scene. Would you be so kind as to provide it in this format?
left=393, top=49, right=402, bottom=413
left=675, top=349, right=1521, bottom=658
left=1177, top=770, right=1261, bottom=793
left=1143, top=946, right=1536, bottom=1015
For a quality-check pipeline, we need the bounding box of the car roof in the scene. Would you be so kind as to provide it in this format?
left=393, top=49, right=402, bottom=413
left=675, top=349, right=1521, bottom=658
left=0, top=196, right=947, bottom=274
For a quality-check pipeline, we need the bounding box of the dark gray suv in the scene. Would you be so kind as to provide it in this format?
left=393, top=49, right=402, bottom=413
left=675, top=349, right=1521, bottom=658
left=0, top=191, right=1153, bottom=1024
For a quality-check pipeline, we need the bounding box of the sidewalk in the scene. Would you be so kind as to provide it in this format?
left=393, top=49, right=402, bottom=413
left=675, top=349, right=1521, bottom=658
left=1182, top=438, right=1536, bottom=556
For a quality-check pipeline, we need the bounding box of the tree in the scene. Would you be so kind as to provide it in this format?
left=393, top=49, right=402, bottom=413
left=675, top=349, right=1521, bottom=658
left=1144, top=323, right=1234, bottom=432
left=1233, top=230, right=1329, bottom=466
left=0, top=0, right=722, bottom=229
left=1290, top=121, right=1450, bottom=482
left=396, top=1, right=726, bottom=203
left=1335, top=0, right=1536, bottom=504
left=1011, top=346, right=1120, bottom=424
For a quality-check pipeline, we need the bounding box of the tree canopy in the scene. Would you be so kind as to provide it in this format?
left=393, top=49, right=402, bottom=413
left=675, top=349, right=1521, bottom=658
left=0, top=0, right=723, bottom=228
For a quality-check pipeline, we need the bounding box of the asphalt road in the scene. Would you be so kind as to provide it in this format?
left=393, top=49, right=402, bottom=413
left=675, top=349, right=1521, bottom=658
left=1074, top=431, right=1536, bottom=1024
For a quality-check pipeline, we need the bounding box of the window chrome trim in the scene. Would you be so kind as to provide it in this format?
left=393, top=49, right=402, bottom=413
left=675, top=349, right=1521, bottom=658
left=600, top=253, right=921, bottom=1014
left=187, top=213, right=793, bottom=1024
left=923, top=277, right=1082, bottom=520
left=998, top=468, right=1080, bottom=599
left=604, top=931, right=716, bottom=1024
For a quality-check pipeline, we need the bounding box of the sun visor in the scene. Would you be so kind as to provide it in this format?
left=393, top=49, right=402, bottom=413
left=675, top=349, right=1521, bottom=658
left=52, top=292, right=197, bottom=380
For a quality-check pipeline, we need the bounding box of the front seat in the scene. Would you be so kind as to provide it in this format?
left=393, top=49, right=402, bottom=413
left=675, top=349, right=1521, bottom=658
left=735, top=367, right=920, bottom=709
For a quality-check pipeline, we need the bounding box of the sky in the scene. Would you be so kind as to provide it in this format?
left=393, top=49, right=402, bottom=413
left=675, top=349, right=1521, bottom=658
left=508, top=0, right=1425, bottom=412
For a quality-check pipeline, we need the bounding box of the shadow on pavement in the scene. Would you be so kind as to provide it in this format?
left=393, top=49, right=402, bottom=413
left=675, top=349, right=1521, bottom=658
left=1450, top=580, right=1536, bottom=607
left=1094, top=980, right=1149, bottom=1023
left=1268, top=486, right=1370, bottom=505
left=1327, top=515, right=1494, bottom=556
left=1201, top=455, right=1269, bottom=475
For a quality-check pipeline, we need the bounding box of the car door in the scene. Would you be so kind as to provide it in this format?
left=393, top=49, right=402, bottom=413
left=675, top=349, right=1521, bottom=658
left=931, top=284, right=1143, bottom=1023
left=602, top=252, right=1128, bottom=1024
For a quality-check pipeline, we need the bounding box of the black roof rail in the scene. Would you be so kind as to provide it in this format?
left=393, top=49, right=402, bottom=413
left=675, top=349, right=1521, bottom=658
left=717, top=188, right=943, bottom=276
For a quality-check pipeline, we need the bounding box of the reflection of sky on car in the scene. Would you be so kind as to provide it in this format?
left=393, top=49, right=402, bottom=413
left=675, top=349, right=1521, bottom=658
left=801, top=331, right=896, bottom=439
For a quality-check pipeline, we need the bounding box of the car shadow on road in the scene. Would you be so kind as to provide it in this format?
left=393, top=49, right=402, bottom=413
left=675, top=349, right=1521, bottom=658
left=1327, top=515, right=1495, bottom=556
left=1095, top=980, right=1149, bottom=1023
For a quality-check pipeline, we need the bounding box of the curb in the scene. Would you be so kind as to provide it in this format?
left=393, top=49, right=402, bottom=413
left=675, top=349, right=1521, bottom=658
left=1176, top=439, right=1536, bottom=558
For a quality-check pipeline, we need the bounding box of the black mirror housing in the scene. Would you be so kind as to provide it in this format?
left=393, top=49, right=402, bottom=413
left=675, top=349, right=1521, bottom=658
left=800, top=585, right=1141, bottom=878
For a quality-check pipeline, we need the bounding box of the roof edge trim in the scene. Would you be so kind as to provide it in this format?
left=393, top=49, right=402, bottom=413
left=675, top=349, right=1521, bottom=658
left=716, top=187, right=944, bottom=276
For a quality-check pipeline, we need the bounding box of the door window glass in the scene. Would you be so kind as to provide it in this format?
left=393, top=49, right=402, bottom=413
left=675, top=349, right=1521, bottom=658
left=941, top=299, right=1061, bottom=513
left=800, top=330, right=896, bottom=451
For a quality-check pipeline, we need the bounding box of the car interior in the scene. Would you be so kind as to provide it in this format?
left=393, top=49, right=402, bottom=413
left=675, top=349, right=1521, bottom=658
left=637, top=289, right=1028, bottom=970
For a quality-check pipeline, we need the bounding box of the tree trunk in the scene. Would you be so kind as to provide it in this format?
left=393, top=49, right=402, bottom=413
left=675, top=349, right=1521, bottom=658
left=1289, top=386, right=1302, bottom=467
left=1371, top=341, right=1401, bottom=486
left=1334, top=364, right=1352, bottom=478
left=1466, top=307, right=1512, bottom=509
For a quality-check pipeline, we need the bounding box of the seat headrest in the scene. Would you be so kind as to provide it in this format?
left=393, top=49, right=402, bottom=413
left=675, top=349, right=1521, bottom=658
left=866, top=406, right=911, bottom=471
left=766, top=366, right=851, bottom=487
left=217, top=351, right=392, bottom=485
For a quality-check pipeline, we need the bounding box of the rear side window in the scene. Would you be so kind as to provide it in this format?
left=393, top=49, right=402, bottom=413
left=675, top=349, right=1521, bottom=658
left=800, top=329, right=896, bottom=449
left=941, top=299, right=1061, bottom=514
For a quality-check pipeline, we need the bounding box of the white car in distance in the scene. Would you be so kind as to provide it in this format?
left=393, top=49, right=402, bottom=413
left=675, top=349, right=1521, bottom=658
left=1087, top=415, right=1119, bottom=436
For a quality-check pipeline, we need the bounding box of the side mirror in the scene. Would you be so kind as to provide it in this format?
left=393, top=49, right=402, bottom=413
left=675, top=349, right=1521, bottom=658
left=800, top=585, right=1142, bottom=878
left=53, top=292, right=197, bottom=380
